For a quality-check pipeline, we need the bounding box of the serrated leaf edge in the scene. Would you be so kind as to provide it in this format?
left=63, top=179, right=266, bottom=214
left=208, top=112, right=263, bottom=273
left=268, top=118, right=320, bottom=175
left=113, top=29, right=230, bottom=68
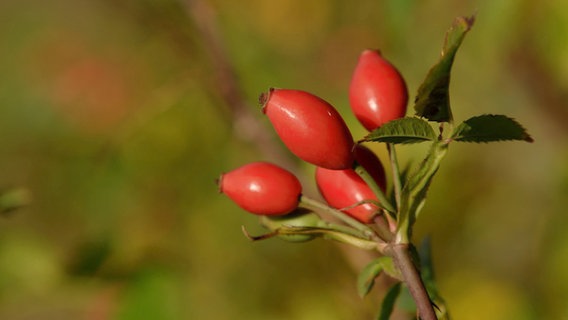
left=363, top=117, right=437, bottom=145
left=451, top=114, right=533, bottom=143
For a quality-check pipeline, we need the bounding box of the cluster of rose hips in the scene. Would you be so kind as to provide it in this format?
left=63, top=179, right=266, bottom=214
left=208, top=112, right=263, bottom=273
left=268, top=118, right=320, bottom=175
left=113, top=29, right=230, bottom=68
left=218, top=49, right=407, bottom=244
left=217, top=17, right=532, bottom=319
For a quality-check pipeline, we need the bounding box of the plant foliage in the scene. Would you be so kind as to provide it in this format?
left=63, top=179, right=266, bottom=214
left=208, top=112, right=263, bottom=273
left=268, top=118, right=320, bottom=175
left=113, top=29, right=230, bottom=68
left=414, top=15, right=475, bottom=123
left=451, top=114, right=534, bottom=143
left=364, top=117, right=437, bottom=144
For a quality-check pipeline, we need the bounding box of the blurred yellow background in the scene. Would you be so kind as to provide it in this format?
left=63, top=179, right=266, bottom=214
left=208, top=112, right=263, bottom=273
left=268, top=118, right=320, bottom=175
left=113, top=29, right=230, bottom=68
left=0, top=0, right=567, bottom=319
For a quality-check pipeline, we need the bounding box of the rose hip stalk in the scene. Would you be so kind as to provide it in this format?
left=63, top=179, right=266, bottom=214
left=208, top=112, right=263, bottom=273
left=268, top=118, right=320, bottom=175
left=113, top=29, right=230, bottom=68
left=218, top=162, right=302, bottom=215
left=349, top=49, right=408, bottom=131
left=261, top=88, right=355, bottom=170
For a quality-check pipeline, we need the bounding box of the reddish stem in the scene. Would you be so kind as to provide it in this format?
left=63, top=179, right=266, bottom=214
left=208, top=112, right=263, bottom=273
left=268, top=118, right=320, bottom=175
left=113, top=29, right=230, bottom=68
left=388, top=243, right=437, bottom=320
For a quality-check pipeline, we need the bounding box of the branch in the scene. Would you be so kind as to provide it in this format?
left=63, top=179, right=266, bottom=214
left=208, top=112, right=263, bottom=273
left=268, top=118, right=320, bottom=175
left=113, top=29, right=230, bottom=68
left=387, top=243, right=437, bottom=320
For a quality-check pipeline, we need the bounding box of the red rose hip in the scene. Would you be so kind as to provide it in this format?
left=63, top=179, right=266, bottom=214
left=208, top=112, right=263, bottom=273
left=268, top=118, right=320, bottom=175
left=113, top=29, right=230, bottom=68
left=349, top=49, right=408, bottom=131
left=218, top=162, right=302, bottom=215
left=315, top=146, right=386, bottom=223
left=315, top=167, right=378, bottom=223
left=261, top=88, right=355, bottom=170
left=354, top=144, right=386, bottom=191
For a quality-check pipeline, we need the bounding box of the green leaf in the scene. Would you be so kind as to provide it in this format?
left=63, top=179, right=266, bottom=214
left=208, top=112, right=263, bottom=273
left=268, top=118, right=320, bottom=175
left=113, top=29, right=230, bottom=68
left=377, top=282, right=402, bottom=320
left=363, top=117, right=437, bottom=144
left=357, top=258, right=384, bottom=298
left=451, top=114, right=534, bottom=143
left=414, top=15, right=475, bottom=123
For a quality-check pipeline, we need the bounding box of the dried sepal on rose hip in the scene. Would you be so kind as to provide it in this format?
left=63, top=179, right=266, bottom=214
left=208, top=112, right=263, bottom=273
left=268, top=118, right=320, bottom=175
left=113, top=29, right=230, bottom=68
left=260, top=88, right=355, bottom=170
left=315, top=145, right=386, bottom=224
left=349, top=49, right=408, bottom=131
left=218, top=162, right=302, bottom=216
left=259, top=209, right=322, bottom=243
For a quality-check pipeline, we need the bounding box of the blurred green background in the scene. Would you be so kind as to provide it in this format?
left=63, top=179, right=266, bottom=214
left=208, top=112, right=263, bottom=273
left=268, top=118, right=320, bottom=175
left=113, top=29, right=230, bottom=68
left=0, top=0, right=567, bottom=319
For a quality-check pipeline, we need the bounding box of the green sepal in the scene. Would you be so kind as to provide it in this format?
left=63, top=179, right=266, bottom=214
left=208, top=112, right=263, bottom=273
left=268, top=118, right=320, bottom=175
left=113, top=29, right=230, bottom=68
left=414, top=15, right=475, bottom=123
left=363, top=117, right=437, bottom=144
left=259, top=210, right=322, bottom=243
left=451, top=114, right=533, bottom=143
left=242, top=224, right=383, bottom=251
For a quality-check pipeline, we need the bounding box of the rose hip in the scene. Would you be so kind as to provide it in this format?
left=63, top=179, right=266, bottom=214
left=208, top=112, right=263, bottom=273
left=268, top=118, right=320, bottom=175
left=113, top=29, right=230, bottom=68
left=354, top=144, right=386, bottom=191
left=349, top=49, right=408, bottom=131
left=261, top=88, right=354, bottom=170
left=315, top=145, right=386, bottom=223
left=218, top=162, right=302, bottom=216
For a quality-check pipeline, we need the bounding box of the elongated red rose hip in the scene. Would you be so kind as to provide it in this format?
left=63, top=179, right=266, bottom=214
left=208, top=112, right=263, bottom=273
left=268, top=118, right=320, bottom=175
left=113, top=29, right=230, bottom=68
left=349, top=49, right=408, bottom=131
left=354, top=144, right=386, bottom=191
left=315, top=145, right=386, bottom=223
left=315, top=168, right=378, bottom=223
left=261, top=88, right=354, bottom=170
left=218, top=162, right=302, bottom=216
